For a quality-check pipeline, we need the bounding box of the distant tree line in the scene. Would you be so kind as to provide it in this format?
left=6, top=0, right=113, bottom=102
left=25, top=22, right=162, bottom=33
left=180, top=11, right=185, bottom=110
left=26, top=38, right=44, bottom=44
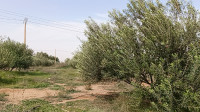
left=32, top=52, right=59, bottom=66
left=72, top=0, right=200, bottom=111
left=0, top=37, right=60, bottom=71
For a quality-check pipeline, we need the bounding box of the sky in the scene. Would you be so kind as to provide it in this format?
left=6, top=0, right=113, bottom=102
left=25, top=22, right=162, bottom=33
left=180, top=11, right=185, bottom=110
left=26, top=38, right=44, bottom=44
left=0, top=0, right=199, bottom=62
left=0, top=0, right=128, bottom=62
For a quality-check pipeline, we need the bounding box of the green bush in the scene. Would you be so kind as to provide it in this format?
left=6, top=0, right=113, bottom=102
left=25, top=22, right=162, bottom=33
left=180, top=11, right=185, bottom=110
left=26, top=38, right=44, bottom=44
left=77, top=0, right=200, bottom=111
left=32, top=52, right=59, bottom=66
left=1, top=99, right=63, bottom=112
left=65, top=52, right=80, bottom=69
left=77, top=41, right=104, bottom=81
left=0, top=47, right=15, bottom=70
left=0, top=38, right=33, bottom=71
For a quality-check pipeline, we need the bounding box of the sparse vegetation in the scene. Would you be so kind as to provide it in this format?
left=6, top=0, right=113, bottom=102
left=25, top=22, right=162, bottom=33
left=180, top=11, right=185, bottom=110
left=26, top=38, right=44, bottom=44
left=85, top=83, right=92, bottom=90
left=66, top=88, right=80, bottom=94
left=50, top=84, right=64, bottom=90
left=57, top=91, right=73, bottom=100
left=1, top=99, right=63, bottom=112
left=0, top=67, right=135, bottom=112
left=0, top=93, right=8, bottom=101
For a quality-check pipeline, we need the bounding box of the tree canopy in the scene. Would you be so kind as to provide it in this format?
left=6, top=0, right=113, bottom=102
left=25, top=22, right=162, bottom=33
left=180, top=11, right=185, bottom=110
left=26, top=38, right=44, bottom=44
left=0, top=38, right=33, bottom=71
left=75, top=0, right=200, bottom=111
left=32, top=52, right=59, bottom=66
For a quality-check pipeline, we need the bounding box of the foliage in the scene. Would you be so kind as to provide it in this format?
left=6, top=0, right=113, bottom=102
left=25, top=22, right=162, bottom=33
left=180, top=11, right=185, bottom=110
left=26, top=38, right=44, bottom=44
left=65, top=52, right=80, bottom=68
left=1, top=99, right=63, bottom=112
left=0, top=38, right=33, bottom=71
left=77, top=0, right=200, bottom=111
left=77, top=41, right=104, bottom=81
left=32, top=52, right=59, bottom=66
left=0, top=70, right=51, bottom=88
left=0, top=93, right=8, bottom=101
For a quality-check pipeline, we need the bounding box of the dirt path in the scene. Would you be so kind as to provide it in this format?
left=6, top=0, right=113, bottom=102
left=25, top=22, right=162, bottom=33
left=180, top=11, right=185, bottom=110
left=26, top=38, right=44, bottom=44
left=0, top=82, right=127, bottom=105
left=55, top=82, right=120, bottom=104
left=0, top=88, right=58, bottom=104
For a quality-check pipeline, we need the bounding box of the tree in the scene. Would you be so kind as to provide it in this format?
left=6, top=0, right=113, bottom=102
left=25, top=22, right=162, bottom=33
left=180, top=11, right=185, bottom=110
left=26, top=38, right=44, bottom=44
left=77, top=0, right=200, bottom=111
left=32, top=52, right=59, bottom=66
left=65, top=52, right=80, bottom=68
left=0, top=38, right=33, bottom=71
left=0, top=47, right=16, bottom=70
left=77, top=41, right=104, bottom=81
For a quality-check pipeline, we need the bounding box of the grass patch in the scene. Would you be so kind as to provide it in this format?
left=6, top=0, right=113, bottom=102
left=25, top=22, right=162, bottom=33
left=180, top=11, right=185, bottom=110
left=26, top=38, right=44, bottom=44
left=0, top=70, right=51, bottom=89
left=0, top=67, right=143, bottom=112
left=12, top=71, right=50, bottom=76
left=50, top=85, right=64, bottom=90
left=57, top=100, right=91, bottom=112
left=57, top=99, right=112, bottom=112
left=1, top=99, right=64, bottom=112
left=48, top=90, right=74, bottom=102
left=49, top=68, right=84, bottom=87
left=0, top=67, right=83, bottom=89
left=57, top=91, right=72, bottom=100
left=66, top=88, right=80, bottom=94
left=13, top=78, right=51, bottom=89
left=58, top=65, right=71, bottom=69
left=85, top=84, right=92, bottom=90
left=0, top=93, right=8, bottom=101
left=56, top=92, right=149, bottom=112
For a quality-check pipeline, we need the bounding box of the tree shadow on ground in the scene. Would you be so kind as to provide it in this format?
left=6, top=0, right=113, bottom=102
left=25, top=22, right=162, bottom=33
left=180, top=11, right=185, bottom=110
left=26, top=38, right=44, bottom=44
left=12, top=71, right=49, bottom=76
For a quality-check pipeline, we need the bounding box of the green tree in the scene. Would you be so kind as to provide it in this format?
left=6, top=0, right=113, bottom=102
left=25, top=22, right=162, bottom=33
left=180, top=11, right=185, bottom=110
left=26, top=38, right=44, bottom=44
left=77, top=0, right=200, bottom=111
left=65, top=52, right=80, bottom=68
left=32, top=52, right=59, bottom=66
left=0, top=38, right=33, bottom=71
left=0, top=47, right=16, bottom=70
left=77, top=41, right=103, bottom=81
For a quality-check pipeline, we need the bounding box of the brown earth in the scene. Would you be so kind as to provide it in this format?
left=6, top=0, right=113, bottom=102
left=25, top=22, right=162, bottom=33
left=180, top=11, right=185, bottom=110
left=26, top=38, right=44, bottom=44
left=0, top=88, right=58, bottom=104
left=0, top=82, right=124, bottom=105
left=55, top=82, right=120, bottom=104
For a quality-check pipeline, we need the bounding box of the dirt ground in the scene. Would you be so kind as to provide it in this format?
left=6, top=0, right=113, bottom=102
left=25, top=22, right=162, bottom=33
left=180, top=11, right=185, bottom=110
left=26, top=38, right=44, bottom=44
left=0, top=88, right=58, bottom=104
left=57, top=82, right=120, bottom=104
left=0, top=82, right=121, bottom=105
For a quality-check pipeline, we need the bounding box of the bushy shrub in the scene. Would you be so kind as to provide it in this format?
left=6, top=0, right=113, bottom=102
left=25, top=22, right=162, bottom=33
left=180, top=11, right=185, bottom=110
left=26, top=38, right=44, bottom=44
left=0, top=47, right=16, bottom=70
left=77, top=41, right=104, bottom=81
left=77, top=0, right=200, bottom=111
left=0, top=38, right=33, bottom=71
left=65, top=52, right=80, bottom=69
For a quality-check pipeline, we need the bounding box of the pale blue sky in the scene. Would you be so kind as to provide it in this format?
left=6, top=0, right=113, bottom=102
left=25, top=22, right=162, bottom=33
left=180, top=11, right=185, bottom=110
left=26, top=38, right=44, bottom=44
left=0, top=0, right=128, bottom=21
left=0, top=0, right=199, bottom=61
left=0, top=0, right=128, bottom=61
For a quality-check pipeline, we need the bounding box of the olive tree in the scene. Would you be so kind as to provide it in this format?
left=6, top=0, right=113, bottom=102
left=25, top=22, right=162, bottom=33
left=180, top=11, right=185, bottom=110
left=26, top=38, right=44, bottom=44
left=0, top=38, right=33, bottom=71
left=77, top=0, right=200, bottom=111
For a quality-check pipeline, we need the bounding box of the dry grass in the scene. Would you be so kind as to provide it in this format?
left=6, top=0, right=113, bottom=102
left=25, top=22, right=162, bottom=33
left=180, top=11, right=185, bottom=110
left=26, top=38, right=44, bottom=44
left=0, top=93, right=8, bottom=101
left=0, top=67, right=143, bottom=112
left=85, top=83, right=92, bottom=90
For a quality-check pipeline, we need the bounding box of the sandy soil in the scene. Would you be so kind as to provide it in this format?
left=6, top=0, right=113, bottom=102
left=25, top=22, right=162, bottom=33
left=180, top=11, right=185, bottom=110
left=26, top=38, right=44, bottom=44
left=55, top=82, right=119, bottom=104
left=0, top=82, right=125, bottom=105
left=0, top=88, right=58, bottom=104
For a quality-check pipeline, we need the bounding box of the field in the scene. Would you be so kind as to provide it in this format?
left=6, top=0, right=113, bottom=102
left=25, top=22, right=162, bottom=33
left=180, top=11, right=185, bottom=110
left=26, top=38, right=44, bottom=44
left=0, top=66, right=134, bottom=112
